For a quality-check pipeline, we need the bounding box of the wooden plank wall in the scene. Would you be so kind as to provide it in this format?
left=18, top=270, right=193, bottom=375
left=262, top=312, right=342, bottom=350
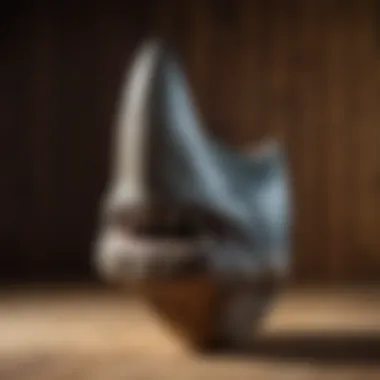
left=0, top=0, right=378, bottom=283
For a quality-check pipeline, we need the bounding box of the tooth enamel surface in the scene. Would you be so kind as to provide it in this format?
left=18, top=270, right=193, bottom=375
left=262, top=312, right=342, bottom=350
left=94, top=37, right=291, bottom=289
left=112, top=41, right=161, bottom=189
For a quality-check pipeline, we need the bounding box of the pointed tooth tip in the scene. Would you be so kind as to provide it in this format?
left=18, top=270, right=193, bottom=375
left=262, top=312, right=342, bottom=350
left=137, top=37, right=168, bottom=58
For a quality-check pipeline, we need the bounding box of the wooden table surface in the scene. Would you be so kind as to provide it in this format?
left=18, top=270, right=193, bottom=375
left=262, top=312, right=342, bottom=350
left=0, top=284, right=379, bottom=379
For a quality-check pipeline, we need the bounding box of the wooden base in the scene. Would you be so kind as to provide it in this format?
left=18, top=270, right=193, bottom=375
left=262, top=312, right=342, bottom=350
left=139, top=276, right=279, bottom=351
left=141, top=276, right=222, bottom=350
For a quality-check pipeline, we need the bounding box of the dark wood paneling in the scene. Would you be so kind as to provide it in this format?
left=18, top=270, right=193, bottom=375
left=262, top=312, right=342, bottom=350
left=0, top=0, right=379, bottom=283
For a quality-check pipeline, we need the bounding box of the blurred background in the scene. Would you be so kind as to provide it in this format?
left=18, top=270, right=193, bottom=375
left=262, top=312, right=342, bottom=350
left=0, top=1, right=379, bottom=378
left=1, top=0, right=379, bottom=285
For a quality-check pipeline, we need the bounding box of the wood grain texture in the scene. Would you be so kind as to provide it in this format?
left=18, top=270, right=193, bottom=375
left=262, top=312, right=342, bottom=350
left=354, top=0, right=380, bottom=281
left=0, top=0, right=379, bottom=283
left=0, top=286, right=380, bottom=379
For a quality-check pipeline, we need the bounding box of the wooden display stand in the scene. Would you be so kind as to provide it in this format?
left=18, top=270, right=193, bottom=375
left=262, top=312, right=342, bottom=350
left=141, top=276, right=224, bottom=350
left=140, top=275, right=278, bottom=351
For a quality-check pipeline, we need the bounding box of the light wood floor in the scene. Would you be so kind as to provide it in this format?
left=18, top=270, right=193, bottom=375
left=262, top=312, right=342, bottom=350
left=0, top=284, right=379, bottom=379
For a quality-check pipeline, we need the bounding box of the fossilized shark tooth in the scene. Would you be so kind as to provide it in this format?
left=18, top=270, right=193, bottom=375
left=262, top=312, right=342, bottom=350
left=93, top=38, right=292, bottom=288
